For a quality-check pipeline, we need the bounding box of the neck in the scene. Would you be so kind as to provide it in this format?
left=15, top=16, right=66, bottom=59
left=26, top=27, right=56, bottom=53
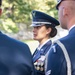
left=66, top=14, right=75, bottom=30
left=67, top=18, right=75, bottom=30
left=39, top=38, right=50, bottom=45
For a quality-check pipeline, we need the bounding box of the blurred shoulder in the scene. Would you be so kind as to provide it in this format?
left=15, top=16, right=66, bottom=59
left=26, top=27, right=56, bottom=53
left=0, top=32, right=29, bottom=48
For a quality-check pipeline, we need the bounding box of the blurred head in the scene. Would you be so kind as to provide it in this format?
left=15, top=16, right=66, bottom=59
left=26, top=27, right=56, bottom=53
left=31, top=10, right=59, bottom=42
left=56, top=0, right=75, bottom=29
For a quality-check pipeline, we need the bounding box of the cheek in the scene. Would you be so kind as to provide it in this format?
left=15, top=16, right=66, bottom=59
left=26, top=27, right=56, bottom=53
left=39, top=30, right=47, bottom=37
left=58, top=10, right=61, bottom=19
left=58, top=10, right=63, bottom=21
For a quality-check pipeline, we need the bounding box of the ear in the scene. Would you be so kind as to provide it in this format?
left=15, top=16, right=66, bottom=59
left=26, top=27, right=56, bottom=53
left=46, top=28, right=51, bottom=34
left=63, top=7, right=68, bottom=16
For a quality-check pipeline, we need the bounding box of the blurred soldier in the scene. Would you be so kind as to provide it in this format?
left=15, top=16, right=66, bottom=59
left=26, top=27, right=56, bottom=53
left=0, top=0, right=35, bottom=75
left=31, top=10, right=59, bottom=75
left=45, top=0, right=75, bottom=75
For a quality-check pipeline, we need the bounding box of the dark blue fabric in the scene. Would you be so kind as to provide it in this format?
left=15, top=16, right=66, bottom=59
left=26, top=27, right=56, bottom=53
left=0, top=31, right=35, bottom=75
left=33, top=40, right=52, bottom=75
left=46, top=27, right=75, bottom=75
left=32, top=10, right=59, bottom=26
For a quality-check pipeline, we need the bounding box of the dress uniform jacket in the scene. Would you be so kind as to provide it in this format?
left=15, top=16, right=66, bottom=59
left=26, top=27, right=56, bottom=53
left=0, top=31, right=35, bottom=75
left=45, top=26, right=75, bottom=75
left=33, top=40, right=52, bottom=75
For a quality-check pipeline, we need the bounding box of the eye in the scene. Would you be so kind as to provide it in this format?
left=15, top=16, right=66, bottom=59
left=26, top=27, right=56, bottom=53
left=36, top=26, right=41, bottom=29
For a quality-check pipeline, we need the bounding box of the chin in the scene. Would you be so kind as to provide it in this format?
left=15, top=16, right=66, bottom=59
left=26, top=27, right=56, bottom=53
left=33, top=38, right=37, bottom=40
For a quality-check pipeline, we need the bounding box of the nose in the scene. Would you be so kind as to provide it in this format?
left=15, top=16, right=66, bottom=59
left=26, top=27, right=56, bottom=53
left=33, top=27, right=37, bottom=32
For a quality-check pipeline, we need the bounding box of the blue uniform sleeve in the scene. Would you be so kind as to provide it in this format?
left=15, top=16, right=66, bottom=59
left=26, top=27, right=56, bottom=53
left=45, top=43, right=67, bottom=75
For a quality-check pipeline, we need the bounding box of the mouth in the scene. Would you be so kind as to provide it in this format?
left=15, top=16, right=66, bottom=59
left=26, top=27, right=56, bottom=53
left=33, top=34, right=37, bottom=37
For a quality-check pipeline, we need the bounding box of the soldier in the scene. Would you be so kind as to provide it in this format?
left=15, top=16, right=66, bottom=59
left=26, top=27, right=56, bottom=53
left=45, top=0, right=75, bottom=75
left=31, top=10, right=59, bottom=75
left=0, top=0, right=35, bottom=75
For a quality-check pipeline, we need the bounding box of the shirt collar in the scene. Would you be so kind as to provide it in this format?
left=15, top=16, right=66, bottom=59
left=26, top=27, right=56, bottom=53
left=37, top=39, right=51, bottom=50
left=69, top=25, right=75, bottom=32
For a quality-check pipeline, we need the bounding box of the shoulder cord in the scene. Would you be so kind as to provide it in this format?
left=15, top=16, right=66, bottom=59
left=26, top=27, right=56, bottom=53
left=45, top=44, right=53, bottom=75
left=55, top=40, right=71, bottom=75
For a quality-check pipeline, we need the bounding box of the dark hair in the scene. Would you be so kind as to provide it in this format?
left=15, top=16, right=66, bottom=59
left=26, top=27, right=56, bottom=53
left=45, top=24, right=57, bottom=38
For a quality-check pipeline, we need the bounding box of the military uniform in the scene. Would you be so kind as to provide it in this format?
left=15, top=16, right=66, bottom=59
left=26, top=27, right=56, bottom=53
left=45, top=26, right=75, bottom=75
left=31, top=10, right=59, bottom=75
left=0, top=0, right=35, bottom=74
left=33, top=40, right=52, bottom=75
left=0, top=31, right=35, bottom=75
left=45, top=0, right=75, bottom=75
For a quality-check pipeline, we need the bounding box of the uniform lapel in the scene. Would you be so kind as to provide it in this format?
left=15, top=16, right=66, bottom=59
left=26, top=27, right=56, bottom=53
left=40, top=40, right=52, bottom=55
left=33, top=49, right=41, bottom=62
left=33, top=40, right=52, bottom=62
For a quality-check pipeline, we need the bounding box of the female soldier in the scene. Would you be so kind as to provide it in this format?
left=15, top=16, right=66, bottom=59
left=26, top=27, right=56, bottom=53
left=31, top=10, right=59, bottom=75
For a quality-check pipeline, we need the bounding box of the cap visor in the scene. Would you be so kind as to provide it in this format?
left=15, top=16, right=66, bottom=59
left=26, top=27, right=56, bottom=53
left=30, top=23, right=42, bottom=27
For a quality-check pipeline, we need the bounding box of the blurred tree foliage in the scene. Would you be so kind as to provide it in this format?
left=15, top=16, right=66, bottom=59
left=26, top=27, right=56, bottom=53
left=0, top=0, right=58, bottom=33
